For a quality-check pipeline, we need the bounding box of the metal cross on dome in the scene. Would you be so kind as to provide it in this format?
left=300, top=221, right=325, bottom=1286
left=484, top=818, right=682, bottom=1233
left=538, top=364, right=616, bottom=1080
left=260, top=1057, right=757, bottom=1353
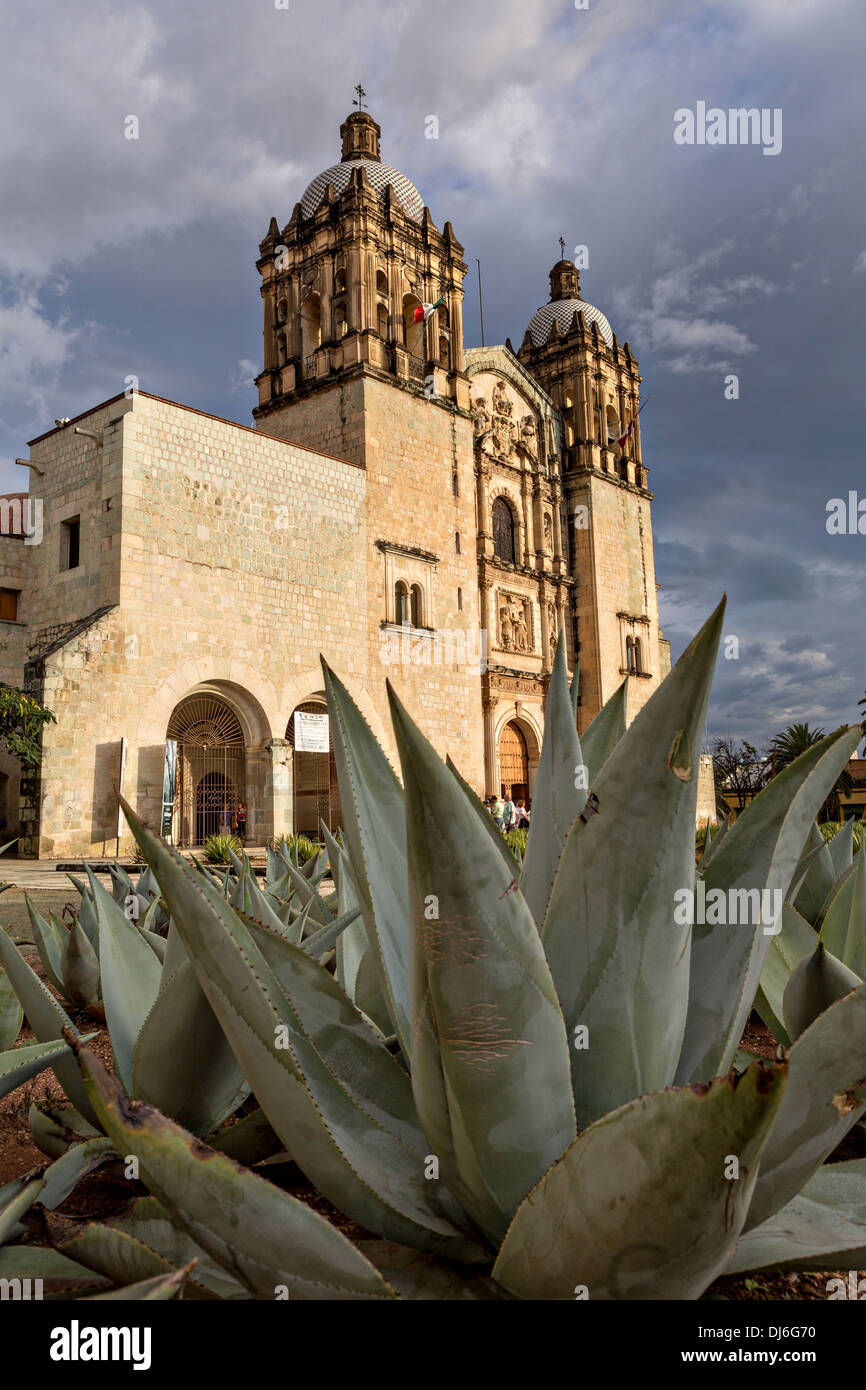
left=353, top=83, right=368, bottom=111
left=559, top=236, right=566, bottom=260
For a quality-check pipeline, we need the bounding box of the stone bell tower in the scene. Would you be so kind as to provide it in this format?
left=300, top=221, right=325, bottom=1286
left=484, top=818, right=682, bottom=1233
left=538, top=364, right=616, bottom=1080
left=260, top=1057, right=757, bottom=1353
left=252, top=105, right=471, bottom=458
left=250, top=104, right=485, bottom=790
left=518, top=259, right=670, bottom=729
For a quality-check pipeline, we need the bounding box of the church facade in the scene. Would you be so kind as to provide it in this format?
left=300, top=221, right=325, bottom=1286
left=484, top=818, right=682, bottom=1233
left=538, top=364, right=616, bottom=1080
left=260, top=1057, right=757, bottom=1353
left=0, top=108, right=686, bottom=859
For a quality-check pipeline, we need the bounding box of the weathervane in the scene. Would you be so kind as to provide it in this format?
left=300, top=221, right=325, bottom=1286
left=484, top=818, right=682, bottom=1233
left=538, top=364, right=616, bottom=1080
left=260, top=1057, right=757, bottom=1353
left=558, top=236, right=566, bottom=260
left=353, top=83, right=368, bottom=111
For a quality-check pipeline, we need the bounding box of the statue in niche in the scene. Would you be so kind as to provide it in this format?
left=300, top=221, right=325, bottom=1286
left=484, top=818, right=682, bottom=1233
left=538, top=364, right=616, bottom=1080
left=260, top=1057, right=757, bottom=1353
left=471, top=396, right=495, bottom=457
left=519, top=416, right=537, bottom=458
left=513, top=600, right=529, bottom=653
left=492, top=380, right=512, bottom=418
left=499, top=600, right=514, bottom=651
left=543, top=514, right=553, bottom=552
left=499, top=594, right=531, bottom=653
left=547, top=603, right=557, bottom=663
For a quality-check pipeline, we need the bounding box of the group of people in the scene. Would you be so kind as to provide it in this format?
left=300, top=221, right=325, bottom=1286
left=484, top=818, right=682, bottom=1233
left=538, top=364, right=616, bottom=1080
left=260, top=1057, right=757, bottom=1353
left=218, top=801, right=247, bottom=842
left=485, top=794, right=530, bottom=832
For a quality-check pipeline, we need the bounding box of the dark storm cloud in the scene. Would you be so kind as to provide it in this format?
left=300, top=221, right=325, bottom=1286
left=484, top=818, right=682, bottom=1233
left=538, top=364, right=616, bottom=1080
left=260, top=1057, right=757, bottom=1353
left=0, top=0, right=862, bottom=740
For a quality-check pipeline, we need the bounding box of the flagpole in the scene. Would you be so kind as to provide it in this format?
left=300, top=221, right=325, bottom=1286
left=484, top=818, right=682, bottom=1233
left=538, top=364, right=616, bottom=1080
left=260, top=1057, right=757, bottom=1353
left=476, top=258, right=486, bottom=348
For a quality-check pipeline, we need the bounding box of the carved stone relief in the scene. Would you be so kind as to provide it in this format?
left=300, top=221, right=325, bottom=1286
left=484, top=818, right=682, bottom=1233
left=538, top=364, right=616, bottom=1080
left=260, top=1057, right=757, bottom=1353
left=497, top=591, right=534, bottom=654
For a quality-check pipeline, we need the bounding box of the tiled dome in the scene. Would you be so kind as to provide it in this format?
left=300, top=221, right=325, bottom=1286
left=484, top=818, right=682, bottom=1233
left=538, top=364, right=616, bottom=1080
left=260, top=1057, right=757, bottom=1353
left=527, top=298, right=614, bottom=348
left=300, top=160, right=424, bottom=222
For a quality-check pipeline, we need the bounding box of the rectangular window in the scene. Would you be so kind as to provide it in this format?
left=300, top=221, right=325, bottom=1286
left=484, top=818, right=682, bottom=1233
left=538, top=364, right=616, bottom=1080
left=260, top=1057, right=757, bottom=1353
left=62, top=517, right=80, bottom=570
left=0, top=588, right=19, bottom=621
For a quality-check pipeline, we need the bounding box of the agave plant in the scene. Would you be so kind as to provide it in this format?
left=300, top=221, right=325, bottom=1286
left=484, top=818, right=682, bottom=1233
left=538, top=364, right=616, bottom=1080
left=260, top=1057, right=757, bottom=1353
left=5, top=599, right=866, bottom=1300
left=0, top=845, right=359, bottom=1162
left=757, top=818, right=866, bottom=1045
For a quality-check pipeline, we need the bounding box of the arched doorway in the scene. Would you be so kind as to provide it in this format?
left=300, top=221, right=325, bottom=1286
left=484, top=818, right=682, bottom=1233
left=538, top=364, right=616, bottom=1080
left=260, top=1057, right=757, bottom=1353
left=166, top=694, right=246, bottom=847
left=287, top=700, right=341, bottom=836
left=499, top=721, right=529, bottom=803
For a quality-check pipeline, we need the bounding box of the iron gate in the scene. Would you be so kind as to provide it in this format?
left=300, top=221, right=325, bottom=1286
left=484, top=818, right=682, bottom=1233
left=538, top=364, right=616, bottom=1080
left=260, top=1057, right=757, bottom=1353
left=166, top=695, right=247, bottom=848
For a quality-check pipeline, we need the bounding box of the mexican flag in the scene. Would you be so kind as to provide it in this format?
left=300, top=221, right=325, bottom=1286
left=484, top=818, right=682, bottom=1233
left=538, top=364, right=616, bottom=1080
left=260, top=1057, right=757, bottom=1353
left=413, top=297, right=444, bottom=324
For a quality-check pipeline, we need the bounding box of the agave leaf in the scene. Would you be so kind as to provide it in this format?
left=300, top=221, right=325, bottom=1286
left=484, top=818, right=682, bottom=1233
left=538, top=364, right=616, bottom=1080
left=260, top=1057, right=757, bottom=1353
left=357, top=1240, right=508, bottom=1300
left=138, top=926, right=167, bottom=962
left=0, top=1177, right=44, bottom=1244
left=321, top=824, right=367, bottom=999
left=354, top=944, right=394, bottom=1036
left=569, top=657, right=580, bottom=719
left=298, top=906, right=360, bottom=958
left=158, top=919, right=188, bottom=987
left=119, top=798, right=484, bottom=1261
left=46, top=1216, right=218, bottom=1301
left=745, top=984, right=866, bottom=1231
left=60, top=915, right=101, bottom=1007
left=544, top=601, right=724, bottom=1124
left=323, top=660, right=411, bottom=1057
left=24, top=896, right=67, bottom=994
left=72, top=883, right=100, bottom=954
left=520, top=634, right=587, bottom=929
left=82, top=1260, right=196, bottom=1300
left=37, top=1135, right=116, bottom=1213
left=108, top=1197, right=251, bottom=1298
left=0, top=1243, right=109, bottom=1292
left=107, top=861, right=134, bottom=904
left=493, top=1063, right=787, bottom=1300
left=389, top=682, right=576, bottom=1246
left=207, top=1108, right=286, bottom=1166
left=700, top=812, right=732, bottom=872
left=0, top=969, right=23, bottom=1050
left=782, top=943, right=861, bottom=1041
left=0, top=1039, right=73, bottom=1100
left=69, top=1039, right=396, bottom=1300
left=793, top=824, right=838, bottom=926
left=678, top=724, right=861, bottom=1084
left=755, top=904, right=819, bottom=1046
left=86, top=866, right=162, bottom=1092
left=820, top=850, right=866, bottom=976
left=230, top=867, right=294, bottom=937
left=0, top=931, right=99, bottom=1127
left=132, top=957, right=249, bottom=1135
left=279, top=857, right=330, bottom=927
left=444, top=755, right=520, bottom=877
left=827, top=818, right=856, bottom=877
left=728, top=1158, right=866, bottom=1274
left=580, top=675, right=628, bottom=784
left=28, top=1103, right=101, bottom=1160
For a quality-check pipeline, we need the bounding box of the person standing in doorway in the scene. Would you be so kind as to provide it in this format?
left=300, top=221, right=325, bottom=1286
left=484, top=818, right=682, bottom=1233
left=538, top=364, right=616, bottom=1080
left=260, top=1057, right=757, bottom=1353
left=236, top=801, right=246, bottom=844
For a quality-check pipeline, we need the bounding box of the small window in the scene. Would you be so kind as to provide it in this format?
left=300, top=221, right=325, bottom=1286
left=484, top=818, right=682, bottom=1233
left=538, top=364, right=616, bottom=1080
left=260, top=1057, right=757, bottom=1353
left=457, top=587, right=463, bottom=612
left=455, top=531, right=461, bottom=554
left=0, top=588, right=19, bottom=621
left=376, top=269, right=388, bottom=295
left=492, top=497, right=516, bottom=564
left=439, top=335, right=450, bottom=369
left=277, top=332, right=287, bottom=364
left=395, top=580, right=409, bottom=625
left=335, top=268, right=347, bottom=293
left=62, top=517, right=80, bottom=571
left=335, top=301, right=348, bottom=338
left=410, top=584, right=423, bottom=628
left=452, top=470, right=459, bottom=497
left=377, top=303, right=388, bottom=339
left=277, top=298, right=288, bottom=322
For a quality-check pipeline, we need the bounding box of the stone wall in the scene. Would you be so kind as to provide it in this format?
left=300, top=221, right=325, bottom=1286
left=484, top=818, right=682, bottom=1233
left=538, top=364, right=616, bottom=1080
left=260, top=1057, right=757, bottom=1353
left=20, top=392, right=372, bottom=856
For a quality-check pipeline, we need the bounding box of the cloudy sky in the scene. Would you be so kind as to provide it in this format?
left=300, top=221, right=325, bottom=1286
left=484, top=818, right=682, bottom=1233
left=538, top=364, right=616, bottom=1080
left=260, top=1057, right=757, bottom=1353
left=1, top=0, right=862, bottom=746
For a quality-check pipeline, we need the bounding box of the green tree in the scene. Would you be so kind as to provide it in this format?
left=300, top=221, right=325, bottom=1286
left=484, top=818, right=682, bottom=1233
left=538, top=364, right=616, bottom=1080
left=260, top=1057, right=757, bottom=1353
left=768, top=722, right=854, bottom=822
left=0, top=683, right=56, bottom=768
